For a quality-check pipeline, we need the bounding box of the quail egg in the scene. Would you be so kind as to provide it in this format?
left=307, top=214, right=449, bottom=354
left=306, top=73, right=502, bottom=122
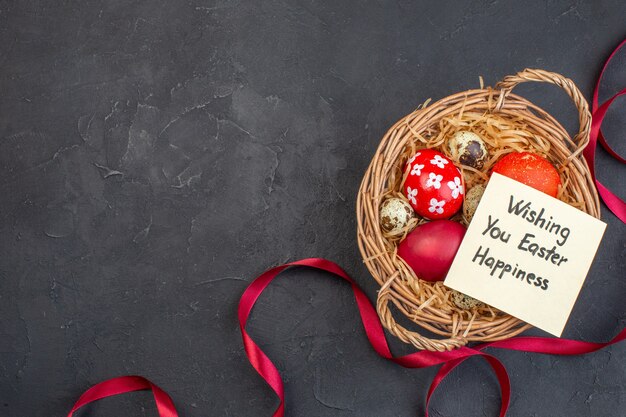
left=463, top=184, right=486, bottom=223
left=451, top=289, right=483, bottom=310
left=448, top=131, right=489, bottom=170
left=379, top=197, right=416, bottom=234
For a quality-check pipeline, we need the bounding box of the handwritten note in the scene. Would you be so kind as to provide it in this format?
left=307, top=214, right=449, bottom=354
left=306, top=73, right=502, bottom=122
left=444, top=173, right=606, bottom=336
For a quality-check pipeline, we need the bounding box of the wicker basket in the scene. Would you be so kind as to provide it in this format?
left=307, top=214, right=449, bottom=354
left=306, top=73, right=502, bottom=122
left=356, top=69, right=601, bottom=351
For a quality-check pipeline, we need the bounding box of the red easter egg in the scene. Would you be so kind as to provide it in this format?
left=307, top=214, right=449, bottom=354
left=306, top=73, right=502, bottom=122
left=491, top=152, right=561, bottom=197
left=398, top=220, right=466, bottom=282
left=404, top=149, right=464, bottom=219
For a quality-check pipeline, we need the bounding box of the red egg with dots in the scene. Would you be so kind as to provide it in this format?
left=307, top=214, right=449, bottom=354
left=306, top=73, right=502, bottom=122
left=404, top=149, right=464, bottom=220
left=398, top=220, right=466, bottom=282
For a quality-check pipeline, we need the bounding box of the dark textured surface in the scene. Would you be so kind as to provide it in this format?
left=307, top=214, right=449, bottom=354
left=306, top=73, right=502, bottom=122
left=1, top=1, right=625, bottom=416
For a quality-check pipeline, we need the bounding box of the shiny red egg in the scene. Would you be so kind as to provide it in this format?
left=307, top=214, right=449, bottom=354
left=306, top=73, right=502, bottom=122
left=397, top=220, right=466, bottom=282
left=491, top=152, right=561, bottom=198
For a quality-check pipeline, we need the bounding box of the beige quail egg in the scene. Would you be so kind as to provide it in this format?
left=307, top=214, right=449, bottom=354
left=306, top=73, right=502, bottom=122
left=379, top=197, right=416, bottom=234
left=451, top=289, right=483, bottom=310
left=463, top=184, right=486, bottom=223
left=448, top=131, right=489, bottom=170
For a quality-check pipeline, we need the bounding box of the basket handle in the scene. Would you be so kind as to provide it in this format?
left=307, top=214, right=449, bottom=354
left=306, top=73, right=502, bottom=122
left=495, top=68, right=592, bottom=153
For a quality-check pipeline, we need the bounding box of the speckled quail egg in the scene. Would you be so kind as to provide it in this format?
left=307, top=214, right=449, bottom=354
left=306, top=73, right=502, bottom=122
left=451, top=289, right=483, bottom=310
left=379, top=197, right=416, bottom=234
left=448, top=131, right=489, bottom=170
left=463, top=184, right=486, bottom=223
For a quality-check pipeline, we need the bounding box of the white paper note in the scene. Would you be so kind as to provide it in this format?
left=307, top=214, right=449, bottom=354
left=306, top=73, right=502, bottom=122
left=444, top=173, right=607, bottom=336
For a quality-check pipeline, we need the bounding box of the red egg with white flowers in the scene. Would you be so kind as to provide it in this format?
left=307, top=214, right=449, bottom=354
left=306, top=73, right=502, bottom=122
left=404, top=149, right=464, bottom=220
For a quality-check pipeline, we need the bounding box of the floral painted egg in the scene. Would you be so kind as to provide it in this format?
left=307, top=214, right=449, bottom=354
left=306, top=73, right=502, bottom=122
left=404, top=149, right=464, bottom=220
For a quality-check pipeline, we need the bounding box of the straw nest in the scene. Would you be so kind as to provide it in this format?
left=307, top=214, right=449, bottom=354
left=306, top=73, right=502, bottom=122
left=356, top=69, right=600, bottom=351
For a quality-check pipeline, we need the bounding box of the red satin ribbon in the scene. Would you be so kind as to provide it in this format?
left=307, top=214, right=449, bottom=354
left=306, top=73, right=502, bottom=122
left=66, top=375, right=178, bottom=417
left=239, top=258, right=625, bottom=417
left=583, top=38, right=626, bottom=222
left=238, top=258, right=512, bottom=417
left=65, top=257, right=625, bottom=417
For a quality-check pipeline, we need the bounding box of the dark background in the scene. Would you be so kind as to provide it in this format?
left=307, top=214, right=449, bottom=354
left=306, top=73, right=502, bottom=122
left=1, top=1, right=625, bottom=416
